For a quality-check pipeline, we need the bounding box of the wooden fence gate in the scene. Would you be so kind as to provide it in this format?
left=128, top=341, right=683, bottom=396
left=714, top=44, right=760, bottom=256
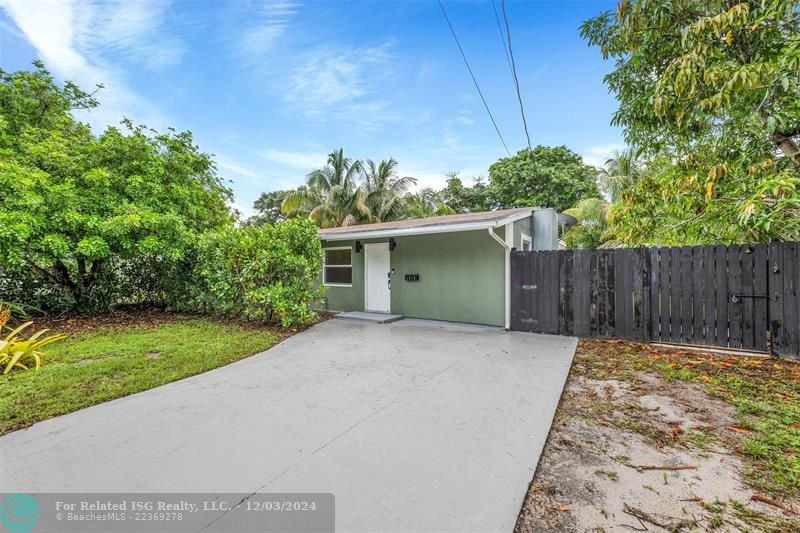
left=510, top=243, right=800, bottom=359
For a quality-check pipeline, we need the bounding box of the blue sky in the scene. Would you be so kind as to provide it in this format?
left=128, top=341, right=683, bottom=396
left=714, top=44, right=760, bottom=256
left=0, top=0, right=622, bottom=216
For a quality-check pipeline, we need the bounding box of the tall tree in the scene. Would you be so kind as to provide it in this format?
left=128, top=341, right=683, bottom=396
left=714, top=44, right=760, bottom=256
left=362, top=158, right=417, bottom=222
left=489, top=146, right=600, bottom=212
left=582, top=1, right=800, bottom=244
left=562, top=198, right=616, bottom=249
left=403, top=188, right=455, bottom=218
left=281, top=149, right=370, bottom=228
left=599, top=149, right=642, bottom=202
left=440, top=172, right=493, bottom=213
left=250, top=189, right=292, bottom=225
left=0, top=63, right=233, bottom=310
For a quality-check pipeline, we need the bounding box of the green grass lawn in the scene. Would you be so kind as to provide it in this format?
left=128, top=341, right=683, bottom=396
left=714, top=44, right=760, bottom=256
left=0, top=317, right=284, bottom=435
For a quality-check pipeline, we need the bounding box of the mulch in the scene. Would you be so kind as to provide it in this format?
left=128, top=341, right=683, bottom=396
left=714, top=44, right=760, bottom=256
left=15, top=307, right=335, bottom=337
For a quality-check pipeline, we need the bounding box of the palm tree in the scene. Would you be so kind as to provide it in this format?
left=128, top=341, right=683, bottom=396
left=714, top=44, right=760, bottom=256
left=362, top=158, right=417, bottom=222
left=281, top=149, right=371, bottom=228
left=600, top=149, right=642, bottom=202
left=403, top=188, right=455, bottom=218
left=562, top=198, right=612, bottom=249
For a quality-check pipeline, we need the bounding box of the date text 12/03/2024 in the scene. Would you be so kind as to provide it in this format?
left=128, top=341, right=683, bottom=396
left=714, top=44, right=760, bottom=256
left=54, top=498, right=320, bottom=513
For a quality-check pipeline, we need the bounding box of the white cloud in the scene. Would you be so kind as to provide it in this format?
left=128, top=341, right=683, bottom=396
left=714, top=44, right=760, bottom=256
left=231, top=1, right=301, bottom=58
left=0, top=0, right=181, bottom=130
left=442, top=133, right=461, bottom=151
left=456, top=110, right=474, bottom=125
left=215, top=155, right=261, bottom=180
left=397, top=166, right=447, bottom=190
left=74, top=0, right=187, bottom=69
left=580, top=143, right=626, bottom=168
left=284, top=42, right=398, bottom=130
left=395, top=163, right=487, bottom=191
left=260, top=149, right=328, bottom=170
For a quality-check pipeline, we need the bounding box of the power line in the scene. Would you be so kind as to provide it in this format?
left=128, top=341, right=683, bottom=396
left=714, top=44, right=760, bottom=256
left=501, top=0, right=532, bottom=151
left=437, top=0, right=511, bottom=157
left=491, top=0, right=514, bottom=84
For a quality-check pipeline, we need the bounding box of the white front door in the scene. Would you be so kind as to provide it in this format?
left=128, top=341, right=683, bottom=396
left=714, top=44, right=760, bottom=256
left=364, top=243, right=391, bottom=313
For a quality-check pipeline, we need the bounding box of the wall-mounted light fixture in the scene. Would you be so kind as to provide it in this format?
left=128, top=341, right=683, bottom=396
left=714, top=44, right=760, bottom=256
left=388, top=238, right=397, bottom=251
left=355, top=240, right=363, bottom=253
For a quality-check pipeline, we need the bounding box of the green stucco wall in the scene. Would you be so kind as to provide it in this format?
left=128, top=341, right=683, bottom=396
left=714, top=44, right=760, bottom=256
left=390, top=230, right=505, bottom=326
left=512, top=217, right=533, bottom=250
left=319, top=228, right=510, bottom=326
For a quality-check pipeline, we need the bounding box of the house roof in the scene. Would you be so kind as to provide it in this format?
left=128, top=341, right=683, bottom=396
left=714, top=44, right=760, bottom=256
left=318, top=207, right=537, bottom=241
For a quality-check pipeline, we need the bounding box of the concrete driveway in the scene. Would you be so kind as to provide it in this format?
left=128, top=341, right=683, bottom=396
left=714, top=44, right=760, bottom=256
left=0, top=318, right=576, bottom=532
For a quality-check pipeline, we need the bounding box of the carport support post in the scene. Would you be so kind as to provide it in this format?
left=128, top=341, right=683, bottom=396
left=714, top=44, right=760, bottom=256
left=488, top=225, right=512, bottom=330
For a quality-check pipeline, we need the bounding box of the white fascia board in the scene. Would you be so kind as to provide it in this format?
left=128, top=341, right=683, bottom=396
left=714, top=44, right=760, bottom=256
left=492, top=209, right=535, bottom=227
left=318, top=210, right=535, bottom=241
left=319, top=220, right=497, bottom=241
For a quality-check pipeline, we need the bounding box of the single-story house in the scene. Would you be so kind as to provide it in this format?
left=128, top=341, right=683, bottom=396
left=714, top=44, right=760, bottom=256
left=317, top=207, right=560, bottom=329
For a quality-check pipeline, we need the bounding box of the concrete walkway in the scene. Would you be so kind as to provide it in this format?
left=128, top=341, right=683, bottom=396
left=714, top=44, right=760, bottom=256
left=0, top=319, right=576, bottom=532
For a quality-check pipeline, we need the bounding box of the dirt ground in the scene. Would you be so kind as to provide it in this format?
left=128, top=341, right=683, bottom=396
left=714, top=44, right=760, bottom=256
left=516, top=340, right=800, bottom=533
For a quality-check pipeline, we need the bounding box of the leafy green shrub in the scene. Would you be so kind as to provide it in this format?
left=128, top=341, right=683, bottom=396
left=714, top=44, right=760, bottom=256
left=0, top=266, right=73, bottom=315
left=175, top=219, right=324, bottom=327
left=0, top=63, right=233, bottom=314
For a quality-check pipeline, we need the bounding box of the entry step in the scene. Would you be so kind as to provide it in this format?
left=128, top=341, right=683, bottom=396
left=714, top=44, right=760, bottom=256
left=336, top=311, right=404, bottom=324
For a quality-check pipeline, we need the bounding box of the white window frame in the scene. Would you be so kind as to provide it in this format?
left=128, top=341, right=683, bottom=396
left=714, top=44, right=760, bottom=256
left=521, top=233, right=533, bottom=251
left=323, top=246, right=353, bottom=287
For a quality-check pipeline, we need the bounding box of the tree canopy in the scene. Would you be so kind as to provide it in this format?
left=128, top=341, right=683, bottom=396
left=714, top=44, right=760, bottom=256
left=582, top=0, right=800, bottom=245
left=281, top=149, right=370, bottom=228
left=489, top=146, right=600, bottom=212
left=250, top=189, right=291, bottom=225
left=440, top=173, right=493, bottom=213
left=362, top=158, right=418, bottom=222
left=562, top=198, right=613, bottom=250
left=0, top=63, right=233, bottom=310
left=280, top=150, right=419, bottom=228
left=266, top=145, right=602, bottom=229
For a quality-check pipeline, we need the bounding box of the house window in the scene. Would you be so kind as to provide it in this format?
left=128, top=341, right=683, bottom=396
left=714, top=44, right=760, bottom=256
left=324, top=248, right=352, bottom=286
left=521, top=234, right=532, bottom=251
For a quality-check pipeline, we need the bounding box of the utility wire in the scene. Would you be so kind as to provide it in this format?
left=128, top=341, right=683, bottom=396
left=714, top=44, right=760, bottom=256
left=501, top=0, right=532, bottom=151
left=437, top=0, right=511, bottom=157
left=491, top=0, right=514, bottom=85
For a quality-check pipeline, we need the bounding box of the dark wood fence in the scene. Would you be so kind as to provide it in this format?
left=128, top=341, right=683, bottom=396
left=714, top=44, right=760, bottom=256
left=510, top=242, right=800, bottom=358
